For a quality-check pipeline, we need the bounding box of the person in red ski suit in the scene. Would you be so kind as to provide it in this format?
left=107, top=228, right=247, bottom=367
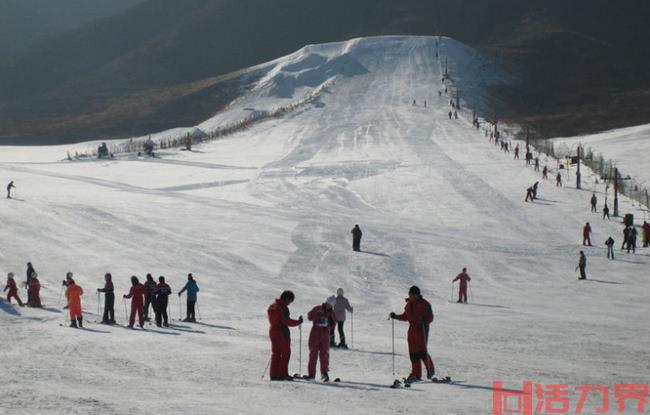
left=4, top=273, right=24, bottom=306
left=453, top=268, right=472, bottom=303
left=306, top=302, right=336, bottom=381
left=390, top=286, right=435, bottom=382
left=123, top=276, right=146, bottom=328
left=525, top=187, right=534, bottom=202
left=582, top=222, right=592, bottom=246
left=29, top=272, right=42, bottom=307
left=267, top=290, right=303, bottom=381
left=65, top=274, right=84, bottom=327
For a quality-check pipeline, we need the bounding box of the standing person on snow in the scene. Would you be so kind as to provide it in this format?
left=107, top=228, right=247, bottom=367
left=534, top=157, right=540, bottom=172
left=4, top=273, right=24, bottom=306
left=556, top=172, right=562, bottom=187
left=532, top=182, right=539, bottom=200
left=621, top=227, right=630, bottom=250
left=590, top=194, right=598, bottom=212
left=154, top=276, right=172, bottom=327
left=582, top=222, right=592, bottom=246
left=627, top=227, right=637, bottom=254
left=514, top=145, right=520, bottom=160
left=602, top=204, right=610, bottom=220
left=97, top=273, right=115, bottom=324
left=28, top=272, right=42, bottom=307
left=525, top=187, right=534, bottom=202
left=453, top=268, right=471, bottom=303
left=576, top=251, right=587, bottom=280
left=542, top=165, right=549, bottom=179
left=605, top=236, right=615, bottom=260
left=332, top=288, right=353, bottom=349
left=642, top=221, right=650, bottom=247
left=351, top=224, right=363, bottom=252
left=123, top=276, right=146, bottom=329
left=178, top=273, right=199, bottom=322
left=267, top=290, right=303, bottom=381
left=65, top=274, right=84, bottom=327
left=6, top=181, right=15, bottom=199
left=25, top=262, right=36, bottom=305
left=143, top=274, right=157, bottom=322
left=306, top=301, right=336, bottom=381
left=389, top=286, right=435, bottom=382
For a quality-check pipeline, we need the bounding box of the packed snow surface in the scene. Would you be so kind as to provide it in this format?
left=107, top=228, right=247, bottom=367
left=0, top=36, right=648, bottom=415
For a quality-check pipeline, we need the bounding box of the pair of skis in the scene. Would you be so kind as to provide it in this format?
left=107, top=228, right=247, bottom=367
left=292, top=374, right=341, bottom=383
left=390, top=375, right=453, bottom=389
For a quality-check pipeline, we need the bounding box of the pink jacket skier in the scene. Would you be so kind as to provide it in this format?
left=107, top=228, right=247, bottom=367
left=453, top=268, right=471, bottom=303
left=307, top=302, right=336, bottom=381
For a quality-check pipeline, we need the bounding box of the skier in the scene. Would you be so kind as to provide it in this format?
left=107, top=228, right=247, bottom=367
left=25, top=262, right=36, bottom=305
left=28, top=272, right=42, bottom=307
left=178, top=273, right=199, bottom=322
left=123, top=276, right=146, bottom=329
left=306, top=301, right=336, bottom=381
left=590, top=194, right=597, bottom=212
left=627, top=227, right=637, bottom=254
left=267, top=290, right=303, bottom=381
left=4, top=273, right=24, bottom=306
left=6, top=181, right=15, bottom=199
left=621, top=227, right=630, bottom=250
left=542, top=165, right=549, bottom=179
left=605, top=236, right=615, bottom=260
left=514, top=145, right=520, bottom=160
left=582, top=222, right=592, bottom=246
left=332, top=288, right=353, bottom=349
left=525, top=187, right=534, bottom=202
left=351, top=224, right=362, bottom=252
left=534, top=157, right=540, bottom=172
left=532, top=182, right=539, bottom=200
left=448, top=111, right=452, bottom=120
left=97, top=273, right=115, bottom=324
left=389, top=286, right=435, bottom=382
left=556, top=173, right=562, bottom=187
left=65, top=274, right=84, bottom=327
left=453, top=268, right=471, bottom=303
left=576, top=251, right=587, bottom=280
left=602, top=204, right=610, bottom=220
left=154, top=276, right=172, bottom=327
left=143, top=273, right=157, bottom=322
left=642, top=221, right=650, bottom=247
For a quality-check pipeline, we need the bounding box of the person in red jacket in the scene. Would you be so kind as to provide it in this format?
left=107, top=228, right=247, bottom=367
left=65, top=273, right=84, bottom=327
left=29, top=272, right=42, bottom=307
left=267, top=290, right=303, bottom=381
left=453, top=268, right=472, bottom=303
left=306, top=301, right=336, bottom=381
left=123, top=276, right=146, bottom=328
left=390, top=286, right=435, bottom=382
left=583, top=222, right=592, bottom=246
left=4, top=272, right=24, bottom=306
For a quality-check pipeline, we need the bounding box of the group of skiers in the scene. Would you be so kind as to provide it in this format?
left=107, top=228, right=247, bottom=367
left=3, top=264, right=200, bottom=329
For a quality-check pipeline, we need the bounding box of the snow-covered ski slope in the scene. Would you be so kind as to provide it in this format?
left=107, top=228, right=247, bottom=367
left=0, top=36, right=648, bottom=415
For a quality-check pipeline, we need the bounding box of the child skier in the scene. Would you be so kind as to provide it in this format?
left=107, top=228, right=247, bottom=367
left=29, top=272, right=42, bottom=307
left=123, top=276, right=146, bottom=328
left=333, top=288, right=353, bottom=349
left=306, top=301, right=336, bottom=381
left=267, top=290, right=303, bottom=381
left=65, top=274, right=84, bottom=327
left=389, top=286, right=435, bottom=382
left=453, top=268, right=471, bottom=303
left=4, top=273, right=24, bottom=306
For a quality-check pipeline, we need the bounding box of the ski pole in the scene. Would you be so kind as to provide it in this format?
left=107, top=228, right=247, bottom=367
left=299, top=323, right=303, bottom=377
left=178, top=295, right=182, bottom=320
left=391, top=318, right=395, bottom=376
left=96, top=292, right=100, bottom=323
left=451, top=282, right=454, bottom=302
left=123, top=298, right=128, bottom=323
left=197, top=300, right=202, bottom=321
left=262, top=357, right=271, bottom=380
left=351, top=311, right=354, bottom=349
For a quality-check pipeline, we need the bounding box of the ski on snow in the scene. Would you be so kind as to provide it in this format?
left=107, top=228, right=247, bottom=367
left=390, top=375, right=454, bottom=388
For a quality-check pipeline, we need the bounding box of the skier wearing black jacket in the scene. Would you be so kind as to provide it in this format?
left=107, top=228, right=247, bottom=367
left=154, top=276, right=172, bottom=327
left=143, top=273, right=157, bottom=322
left=97, top=273, right=116, bottom=324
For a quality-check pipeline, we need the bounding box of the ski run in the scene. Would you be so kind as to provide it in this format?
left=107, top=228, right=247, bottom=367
left=1, top=36, right=648, bottom=414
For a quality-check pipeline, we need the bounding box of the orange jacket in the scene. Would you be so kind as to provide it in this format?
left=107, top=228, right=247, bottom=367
left=66, top=282, right=83, bottom=309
